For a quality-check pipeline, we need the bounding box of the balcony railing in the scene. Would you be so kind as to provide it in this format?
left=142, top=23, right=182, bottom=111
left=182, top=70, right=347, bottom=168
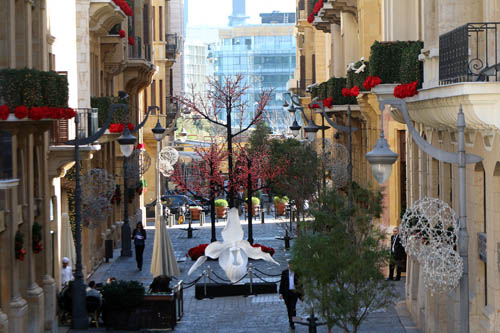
left=166, top=33, right=179, bottom=60
left=51, top=108, right=98, bottom=145
left=440, top=22, right=500, bottom=84
left=128, top=36, right=153, bottom=62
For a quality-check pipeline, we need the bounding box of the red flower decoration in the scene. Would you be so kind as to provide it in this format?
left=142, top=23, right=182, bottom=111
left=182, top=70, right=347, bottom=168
left=14, top=106, right=28, bottom=119
left=29, top=107, right=42, bottom=120
left=393, top=81, right=419, bottom=99
left=127, top=123, right=134, bottom=131
left=362, top=76, right=382, bottom=90
left=350, top=86, right=360, bottom=97
left=342, top=88, right=351, bottom=97
left=307, top=13, right=315, bottom=23
left=0, top=105, right=10, bottom=120
left=119, top=29, right=126, bottom=38
left=323, top=97, right=333, bottom=108
left=136, top=143, right=145, bottom=150
left=309, top=103, right=321, bottom=109
left=128, top=36, right=135, bottom=46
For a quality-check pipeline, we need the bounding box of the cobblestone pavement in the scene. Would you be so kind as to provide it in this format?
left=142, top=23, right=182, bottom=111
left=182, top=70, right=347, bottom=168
left=84, top=213, right=420, bottom=333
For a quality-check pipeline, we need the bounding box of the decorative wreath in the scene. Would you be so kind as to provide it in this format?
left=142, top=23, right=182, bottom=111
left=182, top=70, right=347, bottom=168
left=15, top=231, right=27, bottom=261
left=32, top=222, right=43, bottom=254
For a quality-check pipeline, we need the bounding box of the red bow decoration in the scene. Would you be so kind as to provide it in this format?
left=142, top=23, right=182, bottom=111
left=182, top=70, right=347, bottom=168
left=362, top=76, right=382, bottom=90
left=393, top=81, right=419, bottom=99
left=342, top=86, right=360, bottom=97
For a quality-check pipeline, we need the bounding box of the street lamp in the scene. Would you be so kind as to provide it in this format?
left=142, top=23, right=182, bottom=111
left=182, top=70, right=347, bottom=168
left=119, top=106, right=154, bottom=257
left=282, top=92, right=319, bottom=142
left=367, top=99, right=482, bottom=333
left=151, top=110, right=165, bottom=245
left=65, top=103, right=128, bottom=329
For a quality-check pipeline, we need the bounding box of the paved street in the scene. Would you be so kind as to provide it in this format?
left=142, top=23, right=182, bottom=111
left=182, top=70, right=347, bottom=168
left=71, top=213, right=420, bottom=332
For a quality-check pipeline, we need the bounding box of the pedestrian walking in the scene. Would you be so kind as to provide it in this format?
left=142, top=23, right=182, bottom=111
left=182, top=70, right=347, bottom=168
left=132, top=222, right=147, bottom=271
left=387, top=226, right=405, bottom=281
left=60, top=257, right=73, bottom=287
left=279, top=262, right=303, bottom=331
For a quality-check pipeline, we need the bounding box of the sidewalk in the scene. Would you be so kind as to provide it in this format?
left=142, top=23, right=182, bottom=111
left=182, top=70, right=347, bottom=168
left=67, top=213, right=420, bottom=332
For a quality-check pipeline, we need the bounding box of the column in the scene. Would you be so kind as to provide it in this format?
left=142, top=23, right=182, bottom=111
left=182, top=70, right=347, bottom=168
left=26, top=134, right=44, bottom=333
left=9, top=132, right=28, bottom=333
left=24, top=0, right=33, bottom=68
left=331, top=23, right=343, bottom=78
left=41, top=132, right=57, bottom=331
left=340, top=12, right=359, bottom=75
left=76, top=0, right=91, bottom=108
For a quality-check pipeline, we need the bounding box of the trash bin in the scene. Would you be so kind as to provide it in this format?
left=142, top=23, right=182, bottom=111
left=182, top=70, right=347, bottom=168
left=105, top=239, right=113, bottom=262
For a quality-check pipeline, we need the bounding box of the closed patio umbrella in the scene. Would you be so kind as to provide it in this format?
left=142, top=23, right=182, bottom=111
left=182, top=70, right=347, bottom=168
left=61, top=213, right=76, bottom=267
left=151, top=216, right=180, bottom=277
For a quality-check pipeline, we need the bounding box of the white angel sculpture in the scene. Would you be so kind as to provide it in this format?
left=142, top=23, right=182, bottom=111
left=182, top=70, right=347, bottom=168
left=188, top=208, right=279, bottom=282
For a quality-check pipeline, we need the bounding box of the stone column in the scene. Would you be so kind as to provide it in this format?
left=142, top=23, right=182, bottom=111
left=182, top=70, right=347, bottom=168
left=38, top=132, right=57, bottom=331
left=341, top=12, right=359, bottom=75
left=26, top=134, right=44, bottom=333
left=24, top=0, right=33, bottom=68
left=76, top=0, right=91, bottom=108
left=9, top=132, right=28, bottom=333
left=331, top=23, right=343, bottom=78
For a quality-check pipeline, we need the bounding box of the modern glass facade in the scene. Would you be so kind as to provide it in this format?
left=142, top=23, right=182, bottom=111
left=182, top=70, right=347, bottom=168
left=213, top=25, right=296, bottom=134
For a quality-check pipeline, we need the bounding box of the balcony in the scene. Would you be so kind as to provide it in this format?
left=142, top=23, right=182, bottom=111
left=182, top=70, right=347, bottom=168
left=165, top=33, right=180, bottom=61
left=89, top=0, right=127, bottom=36
left=440, top=22, right=500, bottom=84
left=51, top=108, right=98, bottom=145
left=101, top=35, right=126, bottom=76
left=124, top=36, right=156, bottom=91
left=312, top=0, right=357, bottom=33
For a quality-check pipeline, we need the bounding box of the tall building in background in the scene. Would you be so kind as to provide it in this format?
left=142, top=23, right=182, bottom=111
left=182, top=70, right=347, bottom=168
left=213, top=13, right=296, bottom=134
left=169, top=0, right=185, bottom=97
left=229, top=0, right=249, bottom=27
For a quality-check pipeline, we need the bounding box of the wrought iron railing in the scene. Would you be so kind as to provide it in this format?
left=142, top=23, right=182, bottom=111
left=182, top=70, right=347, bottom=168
left=128, top=37, right=153, bottom=62
left=440, top=22, right=500, bottom=84
left=166, top=33, right=179, bottom=60
left=51, top=108, right=97, bottom=145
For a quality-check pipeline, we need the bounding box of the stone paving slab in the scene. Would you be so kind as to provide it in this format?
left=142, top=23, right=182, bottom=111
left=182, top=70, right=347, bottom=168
left=66, top=213, right=420, bottom=333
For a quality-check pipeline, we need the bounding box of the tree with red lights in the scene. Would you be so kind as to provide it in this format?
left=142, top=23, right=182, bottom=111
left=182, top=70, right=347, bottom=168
left=177, top=75, right=271, bottom=208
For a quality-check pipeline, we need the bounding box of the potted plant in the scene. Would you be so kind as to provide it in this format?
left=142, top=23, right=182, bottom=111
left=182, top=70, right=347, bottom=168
left=274, top=196, right=289, bottom=216
left=189, top=206, right=203, bottom=220
left=245, top=197, right=260, bottom=215
left=101, top=280, right=145, bottom=330
left=214, top=199, right=228, bottom=218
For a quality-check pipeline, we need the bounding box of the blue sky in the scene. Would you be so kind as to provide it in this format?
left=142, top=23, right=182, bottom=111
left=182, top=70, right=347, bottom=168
left=188, top=0, right=295, bottom=27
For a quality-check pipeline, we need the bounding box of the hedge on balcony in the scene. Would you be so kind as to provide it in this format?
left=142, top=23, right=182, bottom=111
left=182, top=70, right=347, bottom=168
left=347, top=61, right=370, bottom=91
left=91, top=96, right=129, bottom=127
left=0, top=68, right=68, bottom=109
left=311, top=77, right=357, bottom=105
left=369, top=41, right=423, bottom=84
left=400, top=41, right=424, bottom=87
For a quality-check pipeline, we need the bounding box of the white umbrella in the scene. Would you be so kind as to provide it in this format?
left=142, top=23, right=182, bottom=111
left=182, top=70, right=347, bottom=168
left=151, top=216, right=180, bottom=277
left=61, top=213, right=76, bottom=267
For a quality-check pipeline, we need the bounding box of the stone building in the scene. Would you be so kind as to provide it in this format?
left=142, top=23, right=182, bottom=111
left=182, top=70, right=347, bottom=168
left=0, top=0, right=180, bottom=331
left=294, top=0, right=500, bottom=332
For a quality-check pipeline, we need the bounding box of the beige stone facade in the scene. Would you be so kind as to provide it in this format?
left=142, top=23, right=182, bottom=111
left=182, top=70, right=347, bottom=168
left=0, top=0, right=181, bottom=331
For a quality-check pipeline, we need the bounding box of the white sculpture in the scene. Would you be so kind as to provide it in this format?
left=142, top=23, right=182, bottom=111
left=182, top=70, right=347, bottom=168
left=188, top=208, right=279, bottom=282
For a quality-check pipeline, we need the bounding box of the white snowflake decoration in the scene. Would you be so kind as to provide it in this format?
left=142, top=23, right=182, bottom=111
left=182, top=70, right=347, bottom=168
left=400, top=197, right=458, bottom=262
left=422, top=246, right=463, bottom=295
left=401, top=197, right=462, bottom=294
left=322, top=140, right=350, bottom=189
left=159, top=147, right=179, bottom=177
left=81, top=169, right=115, bottom=226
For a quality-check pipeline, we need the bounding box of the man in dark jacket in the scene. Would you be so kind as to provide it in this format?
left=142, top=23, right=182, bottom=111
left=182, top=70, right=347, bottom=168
left=388, top=226, right=405, bottom=281
left=279, top=262, right=303, bottom=330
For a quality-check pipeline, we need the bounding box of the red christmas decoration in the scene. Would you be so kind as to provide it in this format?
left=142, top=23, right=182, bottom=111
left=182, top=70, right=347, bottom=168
left=307, top=13, right=315, bottom=23
left=128, top=36, right=135, bottom=46
left=393, top=81, right=419, bottom=99
left=0, top=105, right=10, bottom=120
left=342, top=86, right=360, bottom=97
left=14, top=106, right=28, bottom=119
left=362, top=76, right=382, bottom=90
left=323, top=97, right=333, bottom=108
left=119, top=29, right=126, bottom=38
left=113, top=0, right=133, bottom=16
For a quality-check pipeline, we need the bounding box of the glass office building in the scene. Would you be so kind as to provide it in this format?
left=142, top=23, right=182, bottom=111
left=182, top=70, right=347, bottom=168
left=213, top=19, right=296, bottom=134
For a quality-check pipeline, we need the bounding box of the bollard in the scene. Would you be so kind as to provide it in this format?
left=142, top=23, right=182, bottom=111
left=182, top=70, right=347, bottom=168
left=188, top=217, right=193, bottom=238
left=261, top=210, right=265, bottom=224
left=203, top=270, right=207, bottom=298
left=200, top=212, right=205, bottom=226
left=248, top=263, right=253, bottom=295
left=284, top=230, right=290, bottom=249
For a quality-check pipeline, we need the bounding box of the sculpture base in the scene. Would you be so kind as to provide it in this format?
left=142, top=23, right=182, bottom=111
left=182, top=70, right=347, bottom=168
left=194, top=282, right=277, bottom=300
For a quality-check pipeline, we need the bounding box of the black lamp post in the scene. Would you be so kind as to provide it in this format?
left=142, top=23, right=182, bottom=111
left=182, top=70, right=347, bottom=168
left=118, top=106, right=154, bottom=257
left=65, top=103, right=127, bottom=329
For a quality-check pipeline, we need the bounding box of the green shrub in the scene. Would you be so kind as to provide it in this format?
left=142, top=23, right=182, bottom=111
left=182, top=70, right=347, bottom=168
left=91, top=96, right=129, bottom=127
left=274, top=196, right=289, bottom=204
left=101, top=280, right=145, bottom=310
left=326, top=77, right=357, bottom=105
left=369, top=41, right=423, bottom=84
left=400, top=41, right=424, bottom=87
left=0, top=68, right=68, bottom=109
left=347, top=61, right=370, bottom=90
left=214, top=199, right=228, bottom=207
left=246, top=197, right=260, bottom=206
left=318, top=82, right=328, bottom=100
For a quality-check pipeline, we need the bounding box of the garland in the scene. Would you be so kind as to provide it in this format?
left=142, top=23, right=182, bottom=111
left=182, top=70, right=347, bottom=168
left=32, top=222, right=43, bottom=254
left=15, top=231, right=27, bottom=261
left=393, top=81, right=419, bottom=99
left=0, top=104, right=76, bottom=121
